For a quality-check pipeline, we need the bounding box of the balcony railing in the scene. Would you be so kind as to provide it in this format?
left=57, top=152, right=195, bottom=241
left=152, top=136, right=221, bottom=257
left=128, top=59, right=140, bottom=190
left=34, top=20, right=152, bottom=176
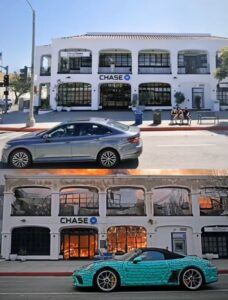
left=98, top=66, right=132, bottom=74
left=107, top=202, right=145, bottom=216
left=59, top=204, right=99, bottom=216
left=178, top=66, right=210, bottom=74
left=40, top=67, right=51, bottom=76
left=58, top=67, right=92, bottom=74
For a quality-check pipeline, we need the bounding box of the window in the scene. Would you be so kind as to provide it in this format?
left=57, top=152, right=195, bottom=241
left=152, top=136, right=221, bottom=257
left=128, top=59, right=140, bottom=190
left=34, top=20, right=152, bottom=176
left=139, top=83, right=171, bottom=106
left=11, top=227, right=50, bottom=255
left=178, top=50, right=209, bottom=74
left=153, top=187, right=192, bottom=216
left=106, top=187, right=145, bottom=216
left=39, top=83, right=50, bottom=108
left=138, top=250, right=165, bottom=261
left=107, top=226, right=147, bottom=254
left=217, top=85, right=228, bottom=105
left=40, top=55, right=51, bottom=76
left=11, top=187, right=51, bottom=216
left=59, top=187, right=99, bottom=216
left=138, top=53, right=170, bottom=67
left=78, top=124, right=112, bottom=136
left=99, top=53, right=131, bottom=67
left=57, top=83, right=92, bottom=107
left=59, top=49, right=92, bottom=73
left=199, top=187, right=228, bottom=216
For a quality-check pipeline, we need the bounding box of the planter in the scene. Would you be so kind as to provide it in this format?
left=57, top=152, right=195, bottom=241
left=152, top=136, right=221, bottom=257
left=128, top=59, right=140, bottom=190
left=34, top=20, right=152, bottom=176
left=64, top=107, right=71, bottom=112
left=56, top=106, right=63, bottom=112
left=19, top=255, right=27, bottom=262
left=9, top=254, right=17, bottom=261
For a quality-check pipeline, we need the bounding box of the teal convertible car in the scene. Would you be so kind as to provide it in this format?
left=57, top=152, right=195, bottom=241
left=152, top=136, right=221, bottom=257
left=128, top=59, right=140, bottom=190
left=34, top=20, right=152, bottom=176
left=73, top=248, right=218, bottom=292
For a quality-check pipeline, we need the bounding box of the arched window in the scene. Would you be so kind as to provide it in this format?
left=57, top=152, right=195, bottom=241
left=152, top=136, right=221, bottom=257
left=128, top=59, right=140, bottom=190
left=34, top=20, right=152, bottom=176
left=106, top=187, right=145, bottom=216
left=59, top=187, right=99, bottom=216
left=107, top=226, right=147, bottom=254
left=178, top=50, right=209, bottom=74
left=11, top=187, right=51, bottom=216
left=11, top=227, right=50, bottom=255
left=40, top=55, right=51, bottom=76
left=59, top=49, right=92, bottom=74
left=153, top=187, right=192, bottom=216
left=139, top=82, right=171, bottom=106
left=57, top=83, right=92, bottom=107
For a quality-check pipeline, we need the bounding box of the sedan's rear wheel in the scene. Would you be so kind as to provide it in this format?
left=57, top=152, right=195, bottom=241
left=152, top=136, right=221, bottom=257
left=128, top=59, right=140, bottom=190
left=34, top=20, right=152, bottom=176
left=9, top=149, right=32, bottom=168
left=181, top=268, right=203, bottom=290
left=98, top=149, right=119, bottom=168
left=95, top=269, right=119, bottom=292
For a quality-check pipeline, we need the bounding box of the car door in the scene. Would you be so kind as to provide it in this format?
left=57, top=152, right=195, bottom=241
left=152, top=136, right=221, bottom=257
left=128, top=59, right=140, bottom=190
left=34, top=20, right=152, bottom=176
left=70, top=123, right=112, bottom=160
left=33, top=124, right=74, bottom=162
left=124, top=250, right=170, bottom=286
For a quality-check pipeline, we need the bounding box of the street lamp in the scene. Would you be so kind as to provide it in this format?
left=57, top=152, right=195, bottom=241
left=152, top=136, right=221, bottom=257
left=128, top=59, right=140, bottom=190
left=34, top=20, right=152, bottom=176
left=25, top=0, right=36, bottom=127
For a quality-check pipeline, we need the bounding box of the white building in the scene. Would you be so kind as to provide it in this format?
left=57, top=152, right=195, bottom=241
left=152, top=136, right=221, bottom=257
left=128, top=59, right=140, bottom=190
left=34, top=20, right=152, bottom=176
left=1, top=174, right=228, bottom=260
left=34, top=32, right=228, bottom=111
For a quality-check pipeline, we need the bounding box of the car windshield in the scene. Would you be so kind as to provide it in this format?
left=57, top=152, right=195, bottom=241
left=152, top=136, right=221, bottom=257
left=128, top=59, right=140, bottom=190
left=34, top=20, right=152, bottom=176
left=107, top=120, right=129, bottom=131
left=114, top=249, right=142, bottom=261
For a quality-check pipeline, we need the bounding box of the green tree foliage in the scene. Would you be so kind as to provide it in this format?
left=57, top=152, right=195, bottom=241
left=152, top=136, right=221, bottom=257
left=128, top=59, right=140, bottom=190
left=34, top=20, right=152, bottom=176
left=174, top=91, right=185, bottom=105
left=215, top=47, right=228, bottom=81
left=10, top=73, right=31, bottom=104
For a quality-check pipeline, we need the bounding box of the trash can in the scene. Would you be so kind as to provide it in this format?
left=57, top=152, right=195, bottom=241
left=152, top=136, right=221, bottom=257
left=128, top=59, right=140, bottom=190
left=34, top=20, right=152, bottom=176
left=134, top=108, right=143, bottom=125
left=153, top=110, right=162, bottom=125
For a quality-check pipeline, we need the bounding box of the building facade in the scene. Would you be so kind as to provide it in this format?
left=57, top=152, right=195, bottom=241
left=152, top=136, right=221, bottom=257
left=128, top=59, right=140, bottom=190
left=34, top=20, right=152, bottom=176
left=34, top=32, right=228, bottom=111
left=1, top=174, right=228, bottom=260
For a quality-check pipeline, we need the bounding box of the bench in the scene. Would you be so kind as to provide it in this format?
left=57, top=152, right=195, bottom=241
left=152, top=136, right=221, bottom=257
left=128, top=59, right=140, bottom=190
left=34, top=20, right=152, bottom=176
left=170, top=113, right=191, bottom=125
left=197, top=111, right=219, bottom=124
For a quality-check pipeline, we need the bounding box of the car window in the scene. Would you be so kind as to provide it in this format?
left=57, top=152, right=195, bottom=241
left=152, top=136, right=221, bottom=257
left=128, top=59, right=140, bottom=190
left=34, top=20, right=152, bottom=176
left=138, top=251, right=165, bottom=261
left=48, top=124, right=75, bottom=138
left=107, top=120, right=129, bottom=131
left=79, top=124, right=112, bottom=136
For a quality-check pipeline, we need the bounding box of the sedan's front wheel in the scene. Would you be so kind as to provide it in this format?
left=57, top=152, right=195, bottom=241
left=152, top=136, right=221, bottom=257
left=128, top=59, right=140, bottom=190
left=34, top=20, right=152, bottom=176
left=181, top=268, right=203, bottom=290
left=9, top=149, right=32, bottom=168
left=95, top=269, right=119, bottom=292
left=97, top=149, right=119, bottom=168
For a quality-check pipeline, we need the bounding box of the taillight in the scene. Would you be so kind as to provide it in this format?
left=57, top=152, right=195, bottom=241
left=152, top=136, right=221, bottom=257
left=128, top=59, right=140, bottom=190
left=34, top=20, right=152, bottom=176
left=128, top=137, right=140, bottom=144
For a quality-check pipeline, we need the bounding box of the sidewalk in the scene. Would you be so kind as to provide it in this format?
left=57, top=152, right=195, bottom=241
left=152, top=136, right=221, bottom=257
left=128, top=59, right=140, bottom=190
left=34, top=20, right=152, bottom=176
left=1, top=110, right=228, bottom=132
left=0, top=259, right=227, bottom=276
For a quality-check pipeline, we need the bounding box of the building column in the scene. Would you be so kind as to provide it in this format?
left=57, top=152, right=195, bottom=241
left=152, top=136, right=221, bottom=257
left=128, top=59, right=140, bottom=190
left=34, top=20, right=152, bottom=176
left=51, top=191, right=60, bottom=217
left=98, top=192, right=107, bottom=218
left=171, top=50, right=178, bottom=76
left=192, top=232, right=203, bottom=257
left=50, top=232, right=60, bottom=260
left=92, top=51, right=99, bottom=110
left=145, top=191, right=153, bottom=218
left=1, top=232, right=11, bottom=259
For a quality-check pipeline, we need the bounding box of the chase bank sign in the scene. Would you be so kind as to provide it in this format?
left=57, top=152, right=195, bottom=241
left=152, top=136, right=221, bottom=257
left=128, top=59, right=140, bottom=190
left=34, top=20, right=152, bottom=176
left=60, top=216, right=98, bottom=224
left=99, top=74, right=131, bottom=81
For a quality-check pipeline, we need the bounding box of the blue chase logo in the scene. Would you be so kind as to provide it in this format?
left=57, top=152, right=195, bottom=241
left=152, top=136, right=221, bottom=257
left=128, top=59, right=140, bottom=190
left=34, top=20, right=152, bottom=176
left=124, top=74, right=130, bottom=81
left=90, top=216, right=98, bottom=224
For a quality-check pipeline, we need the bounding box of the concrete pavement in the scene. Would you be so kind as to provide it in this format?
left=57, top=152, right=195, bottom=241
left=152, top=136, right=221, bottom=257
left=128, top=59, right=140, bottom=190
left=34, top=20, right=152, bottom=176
left=1, top=109, right=228, bottom=132
left=0, top=258, right=227, bottom=276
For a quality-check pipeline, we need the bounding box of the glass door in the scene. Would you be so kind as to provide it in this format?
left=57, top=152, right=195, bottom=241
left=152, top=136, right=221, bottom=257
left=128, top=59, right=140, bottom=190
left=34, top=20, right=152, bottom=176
left=192, top=88, right=204, bottom=109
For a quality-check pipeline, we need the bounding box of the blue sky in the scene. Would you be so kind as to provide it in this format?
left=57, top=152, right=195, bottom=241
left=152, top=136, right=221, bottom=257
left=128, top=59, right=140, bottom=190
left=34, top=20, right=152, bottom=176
left=0, top=0, right=228, bottom=72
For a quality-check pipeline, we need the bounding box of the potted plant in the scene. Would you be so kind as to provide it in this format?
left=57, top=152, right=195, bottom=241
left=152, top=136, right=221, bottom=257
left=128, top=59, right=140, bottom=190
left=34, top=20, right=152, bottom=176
left=18, top=248, right=27, bottom=262
left=174, top=91, right=185, bottom=106
left=38, top=98, right=52, bottom=114
left=9, top=253, right=17, bottom=261
left=195, top=95, right=201, bottom=110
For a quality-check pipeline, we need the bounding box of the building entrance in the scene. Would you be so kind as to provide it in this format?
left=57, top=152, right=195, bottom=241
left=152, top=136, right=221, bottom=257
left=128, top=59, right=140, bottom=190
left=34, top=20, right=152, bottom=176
left=61, top=228, right=98, bottom=259
left=100, top=83, right=131, bottom=109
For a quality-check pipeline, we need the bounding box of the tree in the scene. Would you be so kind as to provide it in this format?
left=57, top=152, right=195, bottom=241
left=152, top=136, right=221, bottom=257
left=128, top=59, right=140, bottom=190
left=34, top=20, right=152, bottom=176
left=174, top=91, right=185, bottom=106
left=10, top=73, right=31, bottom=104
left=214, top=47, right=228, bottom=81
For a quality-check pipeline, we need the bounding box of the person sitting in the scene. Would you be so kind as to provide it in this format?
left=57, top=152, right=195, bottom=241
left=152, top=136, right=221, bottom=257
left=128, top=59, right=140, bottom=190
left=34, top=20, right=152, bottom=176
left=170, top=107, right=178, bottom=124
left=183, top=107, right=191, bottom=125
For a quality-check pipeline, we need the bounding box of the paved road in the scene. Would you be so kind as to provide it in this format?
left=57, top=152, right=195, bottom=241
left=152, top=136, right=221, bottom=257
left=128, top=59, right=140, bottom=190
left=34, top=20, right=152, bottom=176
left=0, top=130, right=228, bottom=169
left=0, top=275, right=227, bottom=300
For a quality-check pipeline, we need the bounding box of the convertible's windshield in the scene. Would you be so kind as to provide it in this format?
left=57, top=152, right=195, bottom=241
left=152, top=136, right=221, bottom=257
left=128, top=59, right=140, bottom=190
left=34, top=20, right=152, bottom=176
left=114, top=249, right=142, bottom=261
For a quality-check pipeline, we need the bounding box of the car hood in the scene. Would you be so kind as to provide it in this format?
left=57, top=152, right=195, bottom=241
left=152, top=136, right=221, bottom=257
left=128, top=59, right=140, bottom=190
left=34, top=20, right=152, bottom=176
left=7, top=131, right=45, bottom=144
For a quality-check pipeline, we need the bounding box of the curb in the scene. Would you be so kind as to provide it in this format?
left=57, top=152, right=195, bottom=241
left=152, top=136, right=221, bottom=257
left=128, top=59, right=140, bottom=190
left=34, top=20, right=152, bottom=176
left=0, top=270, right=227, bottom=276
left=1, top=126, right=228, bottom=133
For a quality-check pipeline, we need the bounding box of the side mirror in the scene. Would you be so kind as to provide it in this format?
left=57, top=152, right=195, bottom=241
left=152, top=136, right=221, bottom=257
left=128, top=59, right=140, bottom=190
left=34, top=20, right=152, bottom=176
left=133, top=256, right=142, bottom=264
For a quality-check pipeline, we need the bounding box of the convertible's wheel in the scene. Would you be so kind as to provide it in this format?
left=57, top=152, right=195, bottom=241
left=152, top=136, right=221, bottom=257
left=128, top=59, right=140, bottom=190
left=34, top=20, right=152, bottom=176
left=98, top=149, right=119, bottom=168
left=181, top=268, right=203, bottom=290
left=9, top=149, right=32, bottom=168
left=95, top=269, right=119, bottom=292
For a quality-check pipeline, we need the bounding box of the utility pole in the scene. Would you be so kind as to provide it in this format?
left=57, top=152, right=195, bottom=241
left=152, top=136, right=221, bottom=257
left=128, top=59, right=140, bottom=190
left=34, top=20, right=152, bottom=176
left=25, top=0, right=36, bottom=127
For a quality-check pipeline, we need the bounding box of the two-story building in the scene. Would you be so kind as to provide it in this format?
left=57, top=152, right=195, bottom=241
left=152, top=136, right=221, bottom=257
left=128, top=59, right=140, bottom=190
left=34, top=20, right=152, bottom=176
left=1, top=174, right=228, bottom=260
left=34, top=32, right=228, bottom=112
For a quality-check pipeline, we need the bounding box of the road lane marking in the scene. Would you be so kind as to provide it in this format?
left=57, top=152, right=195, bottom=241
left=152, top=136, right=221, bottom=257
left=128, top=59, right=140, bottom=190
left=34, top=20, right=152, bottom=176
left=157, top=144, right=216, bottom=147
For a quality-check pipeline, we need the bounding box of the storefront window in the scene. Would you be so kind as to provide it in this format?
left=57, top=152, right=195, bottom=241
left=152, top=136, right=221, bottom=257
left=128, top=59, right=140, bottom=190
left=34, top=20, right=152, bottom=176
left=217, top=84, right=228, bottom=105
left=106, top=187, right=145, bottom=216
left=59, top=187, right=99, bottom=216
left=199, top=187, right=228, bottom=216
left=60, top=228, right=98, bottom=259
left=153, top=187, right=192, bottom=216
left=57, top=82, right=92, bottom=107
left=139, top=83, right=171, bottom=106
left=100, top=83, right=131, bottom=108
left=11, top=227, right=50, bottom=255
left=11, top=187, right=51, bottom=216
left=107, top=226, right=147, bottom=254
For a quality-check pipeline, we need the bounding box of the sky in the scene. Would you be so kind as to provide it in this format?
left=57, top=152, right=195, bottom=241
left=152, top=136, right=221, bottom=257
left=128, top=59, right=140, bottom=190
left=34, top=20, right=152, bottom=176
left=0, top=0, right=228, bottom=72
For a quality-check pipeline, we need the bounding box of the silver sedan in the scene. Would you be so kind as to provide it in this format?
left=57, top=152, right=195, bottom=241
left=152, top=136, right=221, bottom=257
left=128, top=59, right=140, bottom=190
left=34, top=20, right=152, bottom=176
left=2, top=118, right=143, bottom=168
